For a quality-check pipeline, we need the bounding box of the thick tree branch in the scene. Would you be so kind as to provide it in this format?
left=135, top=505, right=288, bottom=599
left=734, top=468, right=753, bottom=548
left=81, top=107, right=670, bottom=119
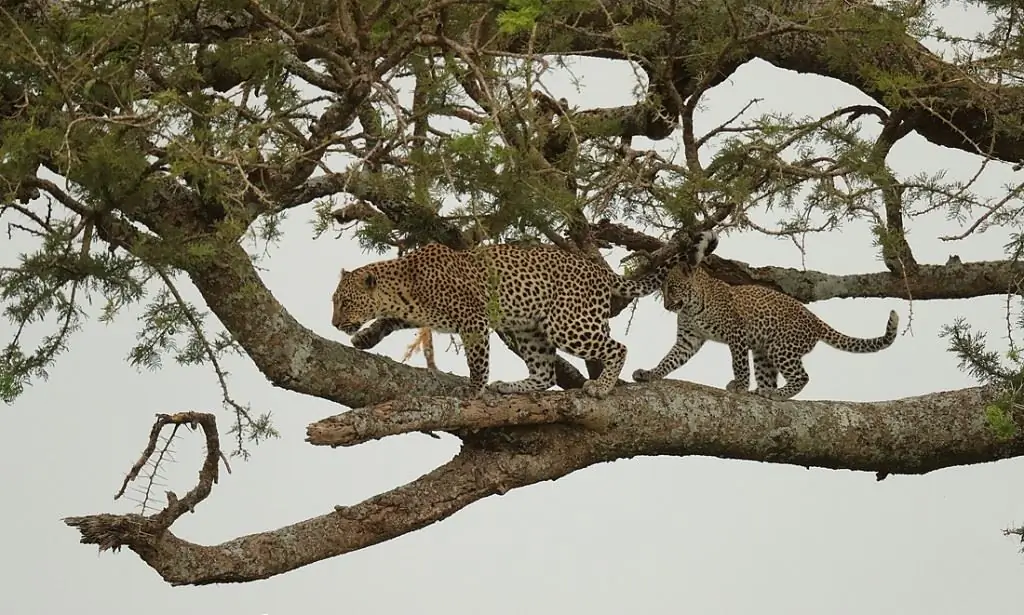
left=306, top=393, right=579, bottom=446
left=65, top=380, right=1017, bottom=585
left=184, top=242, right=465, bottom=408
left=711, top=257, right=1024, bottom=303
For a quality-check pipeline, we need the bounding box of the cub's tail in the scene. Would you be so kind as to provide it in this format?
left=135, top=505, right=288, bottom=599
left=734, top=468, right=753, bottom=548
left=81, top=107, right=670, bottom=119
left=612, top=229, right=719, bottom=299
left=819, top=310, right=899, bottom=353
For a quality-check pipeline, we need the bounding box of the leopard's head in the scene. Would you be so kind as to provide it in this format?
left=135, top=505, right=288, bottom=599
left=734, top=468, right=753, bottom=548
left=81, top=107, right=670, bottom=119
left=662, top=265, right=698, bottom=313
left=331, top=267, right=381, bottom=335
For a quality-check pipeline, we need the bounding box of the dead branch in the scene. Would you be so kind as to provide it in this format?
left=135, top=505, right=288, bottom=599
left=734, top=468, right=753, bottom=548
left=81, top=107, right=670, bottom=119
left=67, top=411, right=227, bottom=555
left=113, top=412, right=230, bottom=514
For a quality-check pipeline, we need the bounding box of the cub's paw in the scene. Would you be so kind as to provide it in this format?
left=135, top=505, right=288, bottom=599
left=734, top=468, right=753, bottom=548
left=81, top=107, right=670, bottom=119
left=582, top=380, right=613, bottom=399
left=725, top=380, right=748, bottom=394
left=753, top=388, right=786, bottom=401
left=632, top=368, right=657, bottom=383
left=349, top=329, right=380, bottom=350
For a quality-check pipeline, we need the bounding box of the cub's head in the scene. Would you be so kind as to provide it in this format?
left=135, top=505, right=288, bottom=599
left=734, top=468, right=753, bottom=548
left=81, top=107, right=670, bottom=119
left=660, top=229, right=717, bottom=312
left=331, top=267, right=380, bottom=335
left=661, top=265, right=694, bottom=312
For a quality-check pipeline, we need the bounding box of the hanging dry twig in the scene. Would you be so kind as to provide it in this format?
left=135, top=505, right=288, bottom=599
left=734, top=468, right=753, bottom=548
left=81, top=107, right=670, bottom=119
left=67, top=411, right=230, bottom=552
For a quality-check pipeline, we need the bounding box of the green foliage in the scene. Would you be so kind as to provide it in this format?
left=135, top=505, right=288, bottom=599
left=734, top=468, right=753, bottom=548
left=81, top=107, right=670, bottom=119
left=0, top=222, right=145, bottom=402
left=128, top=286, right=212, bottom=370
left=497, top=0, right=546, bottom=34
left=614, top=18, right=667, bottom=54
left=985, top=404, right=1018, bottom=440
left=940, top=298, right=1024, bottom=439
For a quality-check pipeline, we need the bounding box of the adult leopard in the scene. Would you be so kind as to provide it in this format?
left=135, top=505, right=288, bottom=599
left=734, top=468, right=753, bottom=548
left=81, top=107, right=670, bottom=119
left=332, top=230, right=719, bottom=398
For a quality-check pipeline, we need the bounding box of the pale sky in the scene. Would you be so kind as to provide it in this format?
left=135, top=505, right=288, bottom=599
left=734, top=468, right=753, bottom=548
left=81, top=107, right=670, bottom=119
left=4, top=4, right=1024, bottom=615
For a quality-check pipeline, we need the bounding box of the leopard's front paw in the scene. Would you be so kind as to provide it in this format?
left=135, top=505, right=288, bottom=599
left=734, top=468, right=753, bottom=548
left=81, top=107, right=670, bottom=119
left=350, top=329, right=380, bottom=350
left=632, top=368, right=657, bottom=383
left=582, top=380, right=613, bottom=399
left=753, top=388, right=785, bottom=401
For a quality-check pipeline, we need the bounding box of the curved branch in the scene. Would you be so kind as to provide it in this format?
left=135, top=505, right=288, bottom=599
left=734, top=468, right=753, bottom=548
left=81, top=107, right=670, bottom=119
left=65, top=380, right=1017, bottom=585
left=185, top=242, right=465, bottom=408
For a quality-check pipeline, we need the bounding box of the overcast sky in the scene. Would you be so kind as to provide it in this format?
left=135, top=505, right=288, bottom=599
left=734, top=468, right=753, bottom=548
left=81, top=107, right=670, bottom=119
left=4, top=4, right=1024, bottom=615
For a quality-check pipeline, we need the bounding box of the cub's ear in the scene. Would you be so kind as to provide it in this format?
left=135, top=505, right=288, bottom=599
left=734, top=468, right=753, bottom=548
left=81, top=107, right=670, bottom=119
left=363, top=273, right=377, bottom=289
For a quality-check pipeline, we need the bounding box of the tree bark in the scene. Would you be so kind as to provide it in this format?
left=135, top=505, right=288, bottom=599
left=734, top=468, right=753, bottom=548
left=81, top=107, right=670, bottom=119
left=66, top=380, right=1016, bottom=585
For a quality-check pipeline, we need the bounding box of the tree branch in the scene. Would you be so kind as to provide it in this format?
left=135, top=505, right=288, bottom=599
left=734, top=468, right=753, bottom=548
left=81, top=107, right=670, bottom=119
left=65, top=380, right=1017, bottom=585
left=591, top=221, right=1024, bottom=302
left=488, top=0, right=1024, bottom=164
left=185, top=242, right=465, bottom=408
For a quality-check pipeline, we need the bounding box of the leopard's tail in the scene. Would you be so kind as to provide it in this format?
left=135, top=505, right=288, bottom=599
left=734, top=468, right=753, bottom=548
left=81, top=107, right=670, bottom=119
left=611, top=230, right=719, bottom=299
left=819, top=310, right=899, bottom=353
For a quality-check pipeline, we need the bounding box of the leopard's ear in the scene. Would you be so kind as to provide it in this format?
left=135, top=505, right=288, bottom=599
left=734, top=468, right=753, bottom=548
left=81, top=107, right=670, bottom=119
left=364, top=273, right=377, bottom=289
left=338, top=268, right=348, bottom=281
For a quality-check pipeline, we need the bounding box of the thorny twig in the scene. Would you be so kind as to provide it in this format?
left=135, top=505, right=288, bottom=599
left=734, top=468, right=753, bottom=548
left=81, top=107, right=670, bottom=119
left=113, top=412, right=230, bottom=529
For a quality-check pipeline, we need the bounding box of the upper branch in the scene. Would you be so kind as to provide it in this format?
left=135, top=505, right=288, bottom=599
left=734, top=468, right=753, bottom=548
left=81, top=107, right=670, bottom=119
left=488, top=0, right=1024, bottom=165
left=592, top=221, right=1024, bottom=302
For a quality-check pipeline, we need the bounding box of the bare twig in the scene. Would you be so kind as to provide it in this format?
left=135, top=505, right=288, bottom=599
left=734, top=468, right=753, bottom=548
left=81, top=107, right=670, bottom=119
left=111, top=412, right=228, bottom=530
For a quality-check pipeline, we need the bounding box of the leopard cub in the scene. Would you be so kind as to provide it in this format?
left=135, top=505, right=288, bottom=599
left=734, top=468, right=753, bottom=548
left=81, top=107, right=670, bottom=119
left=633, top=259, right=899, bottom=400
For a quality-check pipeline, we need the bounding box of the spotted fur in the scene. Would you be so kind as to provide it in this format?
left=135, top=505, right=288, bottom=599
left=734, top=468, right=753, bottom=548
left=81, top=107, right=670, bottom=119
left=632, top=262, right=899, bottom=400
left=332, top=231, right=719, bottom=399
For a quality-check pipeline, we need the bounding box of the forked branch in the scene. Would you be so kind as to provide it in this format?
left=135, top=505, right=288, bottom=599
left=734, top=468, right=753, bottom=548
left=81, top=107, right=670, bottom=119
left=62, top=381, right=1019, bottom=585
left=65, top=412, right=229, bottom=553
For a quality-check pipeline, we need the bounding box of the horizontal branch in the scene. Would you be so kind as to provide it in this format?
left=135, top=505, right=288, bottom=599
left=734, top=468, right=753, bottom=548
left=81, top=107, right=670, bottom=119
left=65, top=379, right=1018, bottom=585
left=592, top=222, right=1024, bottom=302
left=307, top=393, right=580, bottom=446
left=720, top=258, right=1024, bottom=302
